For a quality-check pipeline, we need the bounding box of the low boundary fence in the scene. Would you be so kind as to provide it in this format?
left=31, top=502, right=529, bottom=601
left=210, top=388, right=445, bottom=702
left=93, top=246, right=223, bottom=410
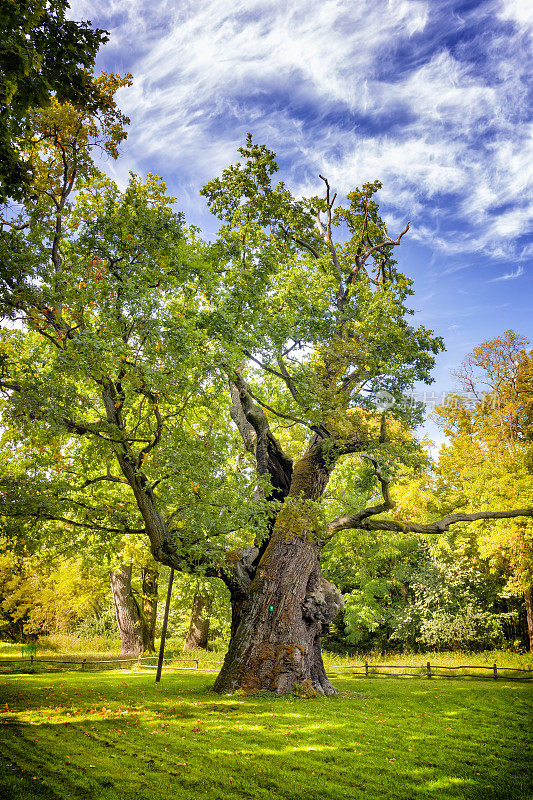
left=0, top=655, right=139, bottom=671
left=1, top=654, right=531, bottom=681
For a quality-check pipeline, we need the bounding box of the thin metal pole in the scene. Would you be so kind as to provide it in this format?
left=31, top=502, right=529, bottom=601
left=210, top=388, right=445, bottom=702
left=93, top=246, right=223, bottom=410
left=155, top=567, right=174, bottom=683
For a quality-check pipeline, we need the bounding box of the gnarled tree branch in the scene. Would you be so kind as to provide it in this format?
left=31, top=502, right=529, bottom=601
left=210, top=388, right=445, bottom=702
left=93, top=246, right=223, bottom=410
left=229, top=370, right=293, bottom=501
left=325, top=447, right=533, bottom=539
left=326, top=507, right=533, bottom=538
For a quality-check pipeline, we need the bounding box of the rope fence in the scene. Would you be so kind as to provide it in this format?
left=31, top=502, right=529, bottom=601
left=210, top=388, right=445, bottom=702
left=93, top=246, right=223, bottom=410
left=1, top=654, right=531, bottom=680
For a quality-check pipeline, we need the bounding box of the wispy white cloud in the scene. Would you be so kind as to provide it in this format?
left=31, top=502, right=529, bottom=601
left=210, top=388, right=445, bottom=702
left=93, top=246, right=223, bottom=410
left=68, top=0, right=533, bottom=263
left=489, top=265, right=525, bottom=282
left=498, top=0, right=533, bottom=28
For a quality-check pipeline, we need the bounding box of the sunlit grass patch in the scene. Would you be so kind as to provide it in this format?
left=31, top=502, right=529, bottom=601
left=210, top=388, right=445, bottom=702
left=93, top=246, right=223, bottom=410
left=0, top=635, right=123, bottom=656
left=0, top=669, right=531, bottom=800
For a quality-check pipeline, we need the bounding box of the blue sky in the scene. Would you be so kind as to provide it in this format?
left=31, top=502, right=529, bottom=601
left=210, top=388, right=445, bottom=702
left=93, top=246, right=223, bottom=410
left=69, top=0, right=532, bottom=444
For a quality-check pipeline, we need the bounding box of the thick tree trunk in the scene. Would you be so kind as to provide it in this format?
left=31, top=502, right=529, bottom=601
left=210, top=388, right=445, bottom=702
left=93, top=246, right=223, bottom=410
left=141, top=565, right=159, bottom=653
left=525, top=587, right=533, bottom=652
left=183, top=591, right=213, bottom=651
left=216, top=536, right=342, bottom=695
left=110, top=564, right=145, bottom=656
left=110, top=563, right=158, bottom=656
left=214, top=448, right=343, bottom=695
left=107, top=371, right=347, bottom=694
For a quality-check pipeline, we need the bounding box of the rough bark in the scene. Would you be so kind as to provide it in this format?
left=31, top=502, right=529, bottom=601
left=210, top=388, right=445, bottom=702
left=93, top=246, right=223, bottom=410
left=99, top=370, right=533, bottom=692
left=214, top=441, right=344, bottom=695
left=110, top=564, right=145, bottom=656
left=141, top=565, right=159, bottom=653
left=327, top=507, right=533, bottom=537
left=215, top=534, right=343, bottom=695
left=183, top=591, right=213, bottom=651
left=221, top=546, right=259, bottom=638
left=110, top=563, right=158, bottom=656
left=229, top=376, right=293, bottom=503
left=525, top=587, right=533, bottom=652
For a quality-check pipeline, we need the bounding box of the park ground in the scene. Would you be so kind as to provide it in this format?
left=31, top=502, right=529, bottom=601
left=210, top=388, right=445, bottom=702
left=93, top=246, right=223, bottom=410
left=0, top=664, right=532, bottom=800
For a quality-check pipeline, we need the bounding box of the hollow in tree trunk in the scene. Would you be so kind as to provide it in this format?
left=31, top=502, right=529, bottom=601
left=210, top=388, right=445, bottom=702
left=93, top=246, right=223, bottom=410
left=183, top=591, right=213, bottom=651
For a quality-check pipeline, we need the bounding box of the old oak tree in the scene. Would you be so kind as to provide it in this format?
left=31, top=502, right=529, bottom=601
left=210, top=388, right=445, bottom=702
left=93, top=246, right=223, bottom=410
left=1, top=121, right=532, bottom=693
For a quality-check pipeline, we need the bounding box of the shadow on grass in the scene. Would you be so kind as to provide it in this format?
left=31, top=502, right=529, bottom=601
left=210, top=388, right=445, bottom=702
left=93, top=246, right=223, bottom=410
left=0, top=672, right=531, bottom=800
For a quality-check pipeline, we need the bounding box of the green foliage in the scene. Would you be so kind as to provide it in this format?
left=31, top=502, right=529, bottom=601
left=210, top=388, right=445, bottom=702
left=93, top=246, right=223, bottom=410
left=0, top=126, right=457, bottom=676
left=0, top=0, right=111, bottom=200
left=0, top=550, right=108, bottom=641
left=0, top=158, right=265, bottom=567
left=1, top=126, right=445, bottom=585
left=323, top=531, right=421, bottom=647
left=434, top=331, right=533, bottom=611
left=322, top=457, right=525, bottom=652
left=201, top=134, right=444, bottom=431
left=390, top=549, right=510, bottom=651
left=0, top=70, right=132, bottom=319
left=321, top=330, right=533, bottom=654
left=165, top=572, right=231, bottom=647
left=72, top=605, right=118, bottom=640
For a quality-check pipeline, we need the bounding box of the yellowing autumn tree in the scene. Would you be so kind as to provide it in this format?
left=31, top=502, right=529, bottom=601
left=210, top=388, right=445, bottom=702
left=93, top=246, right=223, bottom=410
left=435, top=331, right=533, bottom=648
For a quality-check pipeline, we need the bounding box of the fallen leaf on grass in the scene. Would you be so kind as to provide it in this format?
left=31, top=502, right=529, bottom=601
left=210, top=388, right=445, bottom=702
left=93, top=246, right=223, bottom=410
left=168, top=764, right=187, bottom=774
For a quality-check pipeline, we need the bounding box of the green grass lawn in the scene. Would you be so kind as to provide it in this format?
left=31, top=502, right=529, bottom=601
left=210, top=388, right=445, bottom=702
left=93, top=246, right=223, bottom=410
left=0, top=670, right=531, bottom=800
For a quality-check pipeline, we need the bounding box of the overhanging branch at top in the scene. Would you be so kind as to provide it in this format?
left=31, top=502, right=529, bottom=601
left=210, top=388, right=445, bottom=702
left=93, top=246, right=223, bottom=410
left=325, top=449, right=533, bottom=538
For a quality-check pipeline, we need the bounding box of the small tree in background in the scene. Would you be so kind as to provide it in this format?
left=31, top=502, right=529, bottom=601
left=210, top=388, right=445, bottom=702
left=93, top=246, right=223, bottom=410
left=435, top=331, right=533, bottom=649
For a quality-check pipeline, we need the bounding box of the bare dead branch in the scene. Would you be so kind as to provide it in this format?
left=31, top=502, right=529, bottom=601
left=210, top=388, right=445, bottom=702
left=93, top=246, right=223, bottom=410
left=360, top=221, right=410, bottom=267
left=317, top=174, right=343, bottom=283
left=342, top=221, right=411, bottom=299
